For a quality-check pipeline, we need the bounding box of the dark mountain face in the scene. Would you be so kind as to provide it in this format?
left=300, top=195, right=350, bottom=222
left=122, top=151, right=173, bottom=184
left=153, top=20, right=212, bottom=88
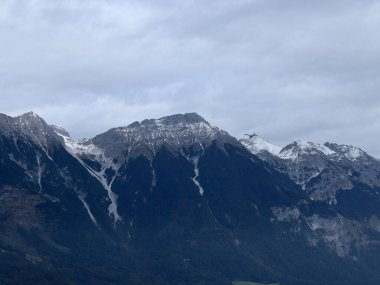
left=1, top=113, right=380, bottom=285
left=241, top=136, right=380, bottom=260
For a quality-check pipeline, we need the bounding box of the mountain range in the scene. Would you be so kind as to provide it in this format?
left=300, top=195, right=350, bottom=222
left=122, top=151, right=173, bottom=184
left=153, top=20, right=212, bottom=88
left=1, top=111, right=380, bottom=285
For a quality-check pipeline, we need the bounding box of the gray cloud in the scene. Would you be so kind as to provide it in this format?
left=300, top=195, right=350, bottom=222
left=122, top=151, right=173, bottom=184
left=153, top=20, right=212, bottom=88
left=0, top=0, right=380, bottom=156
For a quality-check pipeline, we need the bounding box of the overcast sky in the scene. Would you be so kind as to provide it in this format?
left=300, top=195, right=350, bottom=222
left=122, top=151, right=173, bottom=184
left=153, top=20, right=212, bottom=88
left=1, top=0, right=380, bottom=156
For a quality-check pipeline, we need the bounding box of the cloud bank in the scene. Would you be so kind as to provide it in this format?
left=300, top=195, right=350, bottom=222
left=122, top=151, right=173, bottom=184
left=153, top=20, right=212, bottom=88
left=0, top=0, right=380, bottom=156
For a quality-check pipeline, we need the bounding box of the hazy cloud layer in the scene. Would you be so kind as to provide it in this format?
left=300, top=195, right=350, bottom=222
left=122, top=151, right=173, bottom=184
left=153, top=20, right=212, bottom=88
left=1, top=0, right=380, bottom=156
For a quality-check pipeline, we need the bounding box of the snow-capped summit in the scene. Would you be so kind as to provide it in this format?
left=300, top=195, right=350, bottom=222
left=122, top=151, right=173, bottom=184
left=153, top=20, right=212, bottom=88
left=240, top=133, right=380, bottom=203
left=0, top=111, right=61, bottom=153
left=239, top=135, right=368, bottom=164
left=119, top=112, right=221, bottom=146
left=78, top=112, right=236, bottom=161
left=277, top=140, right=369, bottom=163
left=278, top=140, right=335, bottom=161
left=324, top=142, right=367, bottom=162
left=239, top=134, right=281, bottom=155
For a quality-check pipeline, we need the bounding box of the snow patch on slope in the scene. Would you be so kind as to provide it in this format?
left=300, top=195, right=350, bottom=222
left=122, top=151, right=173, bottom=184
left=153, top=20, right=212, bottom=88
left=57, top=132, right=101, bottom=156
left=328, top=144, right=365, bottom=162
left=54, top=130, right=122, bottom=226
left=191, top=156, right=204, bottom=196
left=241, top=133, right=368, bottom=164
left=279, top=140, right=335, bottom=161
left=78, top=195, right=99, bottom=228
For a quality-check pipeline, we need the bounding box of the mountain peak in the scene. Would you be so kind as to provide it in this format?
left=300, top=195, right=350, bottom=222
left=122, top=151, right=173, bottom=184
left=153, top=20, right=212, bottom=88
left=126, top=113, right=209, bottom=128
left=116, top=113, right=220, bottom=147
left=239, top=134, right=281, bottom=155
left=65, top=112, right=233, bottom=163
left=158, top=112, right=208, bottom=125
left=0, top=111, right=62, bottom=154
left=279, top=140, right=335, bottom=160
left=16, top=111, right=47, bottom=126
left=20, top=111, right=40, bottom=118
left=324, top=142, right=366, bottom=162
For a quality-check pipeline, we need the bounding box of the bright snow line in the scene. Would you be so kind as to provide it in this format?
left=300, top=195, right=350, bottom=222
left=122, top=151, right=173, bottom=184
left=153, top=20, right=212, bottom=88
left=187, top=154, right=221, bottom=225
left=76, top=159, right=122, bottom=226
left=191, top=157, right=204, bottom=196
left=79, top=195, right=100, bottom=228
